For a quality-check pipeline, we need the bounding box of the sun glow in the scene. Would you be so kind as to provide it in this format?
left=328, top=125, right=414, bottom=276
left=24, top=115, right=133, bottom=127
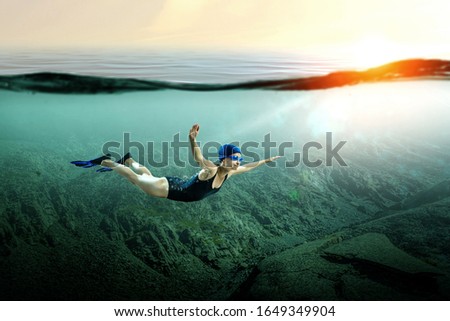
left=349, top=36, right=408, bottom=69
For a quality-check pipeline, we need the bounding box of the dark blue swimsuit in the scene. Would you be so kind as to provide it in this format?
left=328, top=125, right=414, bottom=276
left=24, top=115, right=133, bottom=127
left=166, top=172, right=228, bottom=202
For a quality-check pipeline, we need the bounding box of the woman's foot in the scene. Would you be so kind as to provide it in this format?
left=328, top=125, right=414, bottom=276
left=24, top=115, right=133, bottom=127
left=90, top=154, right=111, bottom=165
left=70, top=154, right=111, bottom=168
left=97, top=153, right=132, bottom=173
left=100, top=159, right=116, bottom=167
left=118, top=152, right=132, bottom=165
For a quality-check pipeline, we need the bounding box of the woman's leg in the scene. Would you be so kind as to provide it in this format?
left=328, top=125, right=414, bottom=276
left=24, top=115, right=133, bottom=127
left=125, top=158, right=152, bottom=176
left=101, top=159, right=169, bottom=198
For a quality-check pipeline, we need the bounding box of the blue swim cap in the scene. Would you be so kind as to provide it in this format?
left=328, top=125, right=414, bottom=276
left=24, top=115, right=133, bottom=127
left=218, top=144, right=241, bottom=161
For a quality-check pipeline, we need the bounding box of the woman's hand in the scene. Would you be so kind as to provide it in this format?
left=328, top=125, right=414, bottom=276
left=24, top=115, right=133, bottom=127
left=189, top=124, right=200, bottom=141
left=267, top=156, right=281, bottom=162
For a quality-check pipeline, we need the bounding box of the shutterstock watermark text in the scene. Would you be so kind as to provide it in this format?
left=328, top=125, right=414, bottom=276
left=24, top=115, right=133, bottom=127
left=102, top=132, right=347, bottom=168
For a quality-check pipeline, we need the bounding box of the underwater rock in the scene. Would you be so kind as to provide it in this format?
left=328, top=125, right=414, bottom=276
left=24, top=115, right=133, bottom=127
left=1, top=139, right=449, bottom=300
left=390, top=179, right=450, bottom=210
left=233, top=237, right=347, bottom=300
left=236, top=233, right=447, bottom=300
left=323, top=233, right=443, bottom=275
left=178, top=228, right=192, bottom=244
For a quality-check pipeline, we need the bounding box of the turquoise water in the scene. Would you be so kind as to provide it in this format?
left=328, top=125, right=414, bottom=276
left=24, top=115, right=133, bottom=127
left=0, top=52, right=449, bottom=300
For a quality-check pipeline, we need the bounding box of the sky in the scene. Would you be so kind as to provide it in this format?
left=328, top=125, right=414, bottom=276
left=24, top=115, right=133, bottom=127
left=0, top=0, right=449, bottom=64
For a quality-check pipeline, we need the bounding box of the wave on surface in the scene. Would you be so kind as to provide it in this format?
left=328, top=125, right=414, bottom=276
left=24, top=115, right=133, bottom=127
left=0, top=59, right=448, bottom=94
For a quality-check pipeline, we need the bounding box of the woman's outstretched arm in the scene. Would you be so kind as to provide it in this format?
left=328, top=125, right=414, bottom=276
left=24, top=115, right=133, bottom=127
left=231, top=156, right=281, bottom=175
left=189, top=124, right=216, bottom=169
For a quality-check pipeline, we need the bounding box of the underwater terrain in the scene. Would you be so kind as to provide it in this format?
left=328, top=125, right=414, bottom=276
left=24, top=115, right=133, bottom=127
left=0, top=57, right=449, bottom=300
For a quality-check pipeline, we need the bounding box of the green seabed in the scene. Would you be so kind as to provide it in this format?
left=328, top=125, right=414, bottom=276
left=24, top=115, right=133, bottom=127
left=0, top=79, right=449, bottom=300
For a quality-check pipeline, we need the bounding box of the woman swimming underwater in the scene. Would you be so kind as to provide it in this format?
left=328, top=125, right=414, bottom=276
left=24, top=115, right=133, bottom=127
left=71, top=124, right=280, bottom=202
